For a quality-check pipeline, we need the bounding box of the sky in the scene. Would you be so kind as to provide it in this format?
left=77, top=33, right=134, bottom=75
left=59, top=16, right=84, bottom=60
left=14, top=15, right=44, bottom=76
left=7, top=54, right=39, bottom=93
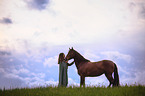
left=0, top=0, right=145, bottom=89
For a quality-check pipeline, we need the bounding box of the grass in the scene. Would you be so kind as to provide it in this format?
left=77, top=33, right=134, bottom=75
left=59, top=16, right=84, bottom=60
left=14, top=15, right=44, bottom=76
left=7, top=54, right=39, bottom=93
left=0, top=85, right=145, bottom=96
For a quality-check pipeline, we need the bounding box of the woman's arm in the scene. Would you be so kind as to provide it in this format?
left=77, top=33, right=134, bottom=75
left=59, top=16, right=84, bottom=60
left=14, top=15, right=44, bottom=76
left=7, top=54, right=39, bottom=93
left=67, top=61, right=75, bottom=66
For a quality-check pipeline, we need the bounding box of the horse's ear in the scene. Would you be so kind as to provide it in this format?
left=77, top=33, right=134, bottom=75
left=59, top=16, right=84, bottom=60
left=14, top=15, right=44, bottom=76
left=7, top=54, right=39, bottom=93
left=72, top=47, right=73, bottom=50
left=69, top=48, right=70, bottom=50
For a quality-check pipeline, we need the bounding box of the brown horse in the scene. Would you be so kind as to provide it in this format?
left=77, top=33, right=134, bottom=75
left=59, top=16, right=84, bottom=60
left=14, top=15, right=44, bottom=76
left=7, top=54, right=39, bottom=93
left=65, top=47, right=120, bottom=87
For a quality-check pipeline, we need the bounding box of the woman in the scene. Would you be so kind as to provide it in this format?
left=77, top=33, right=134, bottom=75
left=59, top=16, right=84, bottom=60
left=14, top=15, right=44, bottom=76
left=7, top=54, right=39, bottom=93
left=58, top=53, right=74, bottom=87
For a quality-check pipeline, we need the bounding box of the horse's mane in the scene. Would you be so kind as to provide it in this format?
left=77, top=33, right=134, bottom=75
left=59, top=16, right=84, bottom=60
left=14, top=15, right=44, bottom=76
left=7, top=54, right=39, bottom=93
left=73, top=49, right=90, bottom=62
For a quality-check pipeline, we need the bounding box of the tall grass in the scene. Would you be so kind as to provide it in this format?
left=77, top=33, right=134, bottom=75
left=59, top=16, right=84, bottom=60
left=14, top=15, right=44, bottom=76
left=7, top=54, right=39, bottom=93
left=0, top=85, right=144, bottom=96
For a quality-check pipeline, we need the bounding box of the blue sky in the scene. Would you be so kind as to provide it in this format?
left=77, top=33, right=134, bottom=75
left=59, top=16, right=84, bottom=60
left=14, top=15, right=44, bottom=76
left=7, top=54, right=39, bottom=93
left=0, top=0, right=145, bottom=89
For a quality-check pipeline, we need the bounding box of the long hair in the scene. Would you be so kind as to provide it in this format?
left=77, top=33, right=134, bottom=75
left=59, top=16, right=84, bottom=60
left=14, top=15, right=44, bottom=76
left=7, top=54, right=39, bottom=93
left=58, top=53, right=65, bottom=64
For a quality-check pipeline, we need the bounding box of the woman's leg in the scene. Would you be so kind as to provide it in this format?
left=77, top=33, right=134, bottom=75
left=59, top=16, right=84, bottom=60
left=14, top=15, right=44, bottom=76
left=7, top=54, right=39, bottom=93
left=59, top=65, right=63, bottom=87
left=63, top=66, right=68, bottom=87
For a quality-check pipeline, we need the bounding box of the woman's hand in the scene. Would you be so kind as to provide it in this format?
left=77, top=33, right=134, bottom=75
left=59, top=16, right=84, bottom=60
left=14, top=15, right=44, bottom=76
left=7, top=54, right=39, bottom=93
left=67, top=61, right=75, bottom=66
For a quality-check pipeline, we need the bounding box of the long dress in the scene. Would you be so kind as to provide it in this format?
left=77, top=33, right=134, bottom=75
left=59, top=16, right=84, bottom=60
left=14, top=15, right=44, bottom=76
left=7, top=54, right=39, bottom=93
left=59, top=61, right=68, bottom=87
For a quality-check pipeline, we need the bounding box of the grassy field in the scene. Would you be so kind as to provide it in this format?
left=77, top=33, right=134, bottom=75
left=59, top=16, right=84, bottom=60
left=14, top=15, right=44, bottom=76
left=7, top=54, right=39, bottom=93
left=0, top=85, right=145, bottom=96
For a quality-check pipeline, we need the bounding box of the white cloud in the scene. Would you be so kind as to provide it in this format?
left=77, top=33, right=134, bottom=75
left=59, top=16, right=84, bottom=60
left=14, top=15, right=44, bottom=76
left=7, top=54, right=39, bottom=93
left=0, top=68, right=25, bottom=89
left=101, top=51, right=132, bottom=63
left=19, top=72, right=47, bottom=88
left=0, top=61, right=48, bottom=89
left=45, top=80, right=58, bottom=86
left=43, top=56, right=58, bottom=67
left=134, top=71, right=145, bottom=85
left=12, top=68, right=30, bottom=75
left=30, top=72, right=46, bottom=79
left=83, top=50, right=100, bottom=62
left=1, top=0, right=145, bottom=48
left=120, top=70, right=145, bottom=86
left=68, top=78, right=79, bottom=86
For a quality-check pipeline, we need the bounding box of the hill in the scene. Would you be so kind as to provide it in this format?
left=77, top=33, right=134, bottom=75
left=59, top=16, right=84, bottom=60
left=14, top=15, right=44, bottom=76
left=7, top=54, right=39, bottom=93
left=0, top=85, right=145, bottom=96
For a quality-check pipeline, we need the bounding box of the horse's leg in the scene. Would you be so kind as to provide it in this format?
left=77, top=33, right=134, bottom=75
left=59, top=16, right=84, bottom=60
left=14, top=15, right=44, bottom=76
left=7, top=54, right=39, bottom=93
left=83, top=77, right=85, bottom=87
left=80, top=76, right=85, bottom=87
left=80, top=76, right=82, bottom=87
left=105, top=73, right=114, bottom=87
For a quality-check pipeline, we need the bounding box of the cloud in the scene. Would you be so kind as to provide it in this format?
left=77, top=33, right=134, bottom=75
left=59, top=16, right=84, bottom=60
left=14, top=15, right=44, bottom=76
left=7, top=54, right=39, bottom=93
left=139, top=3, right=145, bottom=19
left=129, top=2, right=136, bottom=12
left=0, top=51, right=11, bottom=56
left=134, top=70, right=145, bottom=85
left=0, top=47, right=48, bottom=89
left=83, top=50, right=100, bottom=62
left=0, top=62, right=47, bottom=89
left=120, top=68, right=145, bottom=85
left=0, top=67, right=26, bottom=89
left=0, top=17, right=12, bottom=24
left=68, top=78, right=79, bottom=86
left=101, top=51, right=132, bottom=63
left=25, top=0, right=50, bottom=10
left=128, top=1, right=145, bottom=19
left=24, top=72, right=46, bottom=87
left=11, top=68, right=30, bottom=75
left=45, top=80, right=58, bottom=86
left=43, top=56, right=58, bottom=68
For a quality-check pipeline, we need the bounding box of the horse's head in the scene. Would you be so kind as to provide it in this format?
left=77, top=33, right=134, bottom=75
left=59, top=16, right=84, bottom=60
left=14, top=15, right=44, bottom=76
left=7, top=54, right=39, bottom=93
left=65, top=47, right=75, bottom=61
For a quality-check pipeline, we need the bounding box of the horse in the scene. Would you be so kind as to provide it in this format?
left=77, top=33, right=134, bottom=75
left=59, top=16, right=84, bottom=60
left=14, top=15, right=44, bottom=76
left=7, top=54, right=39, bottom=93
left=65, top=47, right=120, bottom=87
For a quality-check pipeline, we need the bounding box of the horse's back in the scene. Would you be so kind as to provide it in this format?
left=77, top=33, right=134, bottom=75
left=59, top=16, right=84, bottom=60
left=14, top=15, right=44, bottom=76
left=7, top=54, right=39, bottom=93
left=88, top=60, right=115, bottom=74
left=77, top=60, right=115, bottom=76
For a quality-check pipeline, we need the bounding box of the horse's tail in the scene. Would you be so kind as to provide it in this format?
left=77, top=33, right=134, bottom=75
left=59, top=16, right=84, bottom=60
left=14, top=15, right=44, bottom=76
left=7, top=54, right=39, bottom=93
left=113, top=63, right=120, bottom=86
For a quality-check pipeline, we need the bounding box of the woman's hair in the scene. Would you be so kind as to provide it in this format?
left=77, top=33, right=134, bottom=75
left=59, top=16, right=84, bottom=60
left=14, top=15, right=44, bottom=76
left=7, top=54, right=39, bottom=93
left=58, top=53, right=65, bottom=64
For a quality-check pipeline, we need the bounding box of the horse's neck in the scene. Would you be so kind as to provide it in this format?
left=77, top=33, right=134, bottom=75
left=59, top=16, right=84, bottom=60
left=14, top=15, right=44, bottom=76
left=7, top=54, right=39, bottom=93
left=74, top=51, right=84, bottom=61
left=74, top=58, right=81, bottom=69
left=74, top=51, right=88, bottom=67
